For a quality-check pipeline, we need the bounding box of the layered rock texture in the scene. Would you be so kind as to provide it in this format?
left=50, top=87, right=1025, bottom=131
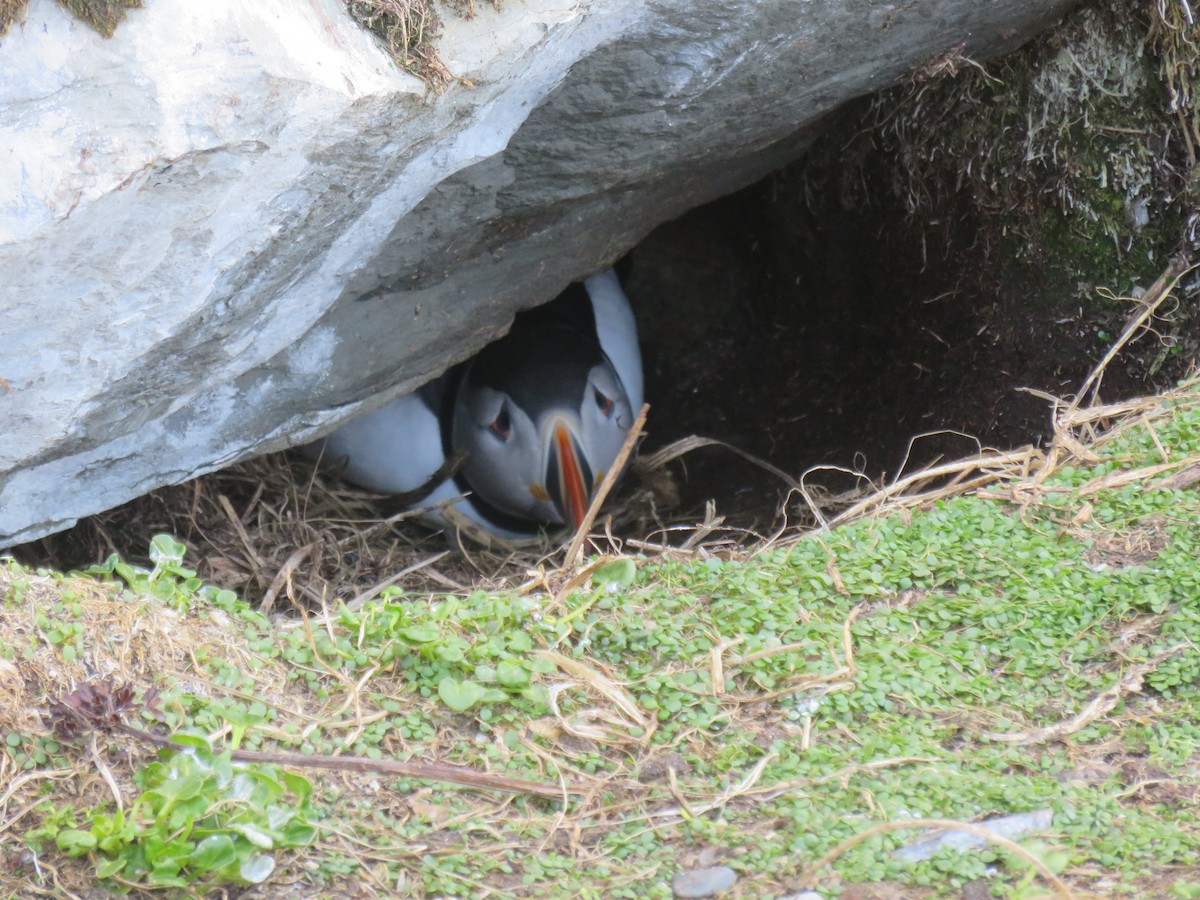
left=0, top=0, right=1077, bottom=545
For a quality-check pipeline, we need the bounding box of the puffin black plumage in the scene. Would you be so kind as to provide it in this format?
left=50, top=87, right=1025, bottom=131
left=310, top=269, right=643, bottom=544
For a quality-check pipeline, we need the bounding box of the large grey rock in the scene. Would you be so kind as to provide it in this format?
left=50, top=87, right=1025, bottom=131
left=0, top=0, right=1076, bottom=546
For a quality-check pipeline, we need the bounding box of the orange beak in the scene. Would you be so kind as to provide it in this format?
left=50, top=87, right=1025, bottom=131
left=552, top=421, right=591, bottom=530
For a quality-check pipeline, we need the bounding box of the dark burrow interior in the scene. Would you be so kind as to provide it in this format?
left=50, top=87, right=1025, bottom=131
left=622, top=105, right=1192, bottom=537
left=14, top=91, right=1197, bottom=573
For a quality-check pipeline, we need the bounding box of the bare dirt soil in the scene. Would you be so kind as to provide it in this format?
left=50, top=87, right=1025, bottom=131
left=623, top=145, right=1199, bottom=534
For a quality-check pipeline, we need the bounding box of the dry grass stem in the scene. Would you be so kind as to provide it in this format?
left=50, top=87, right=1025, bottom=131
left=563, top=403, right=649, bottom=569
left=344, top=550, right=452, bottom=612
left=748, top=757, right=941, bottom=800
left=982, top=643, right=1192, bottom=745
left=221, top=745, right=576, bottom=799
left=1074, top=457, right=1200, bottom=496
left=799, top=447, right=1040, bottom=537
left=637, top=434, right=803, bottom=492
left=798, top=817, right=1074, bottom=896
left=1070, top=256, right=1194, bottom=412
left=643, top=750, right=778, bottom=822
left=260, top=542, right=315, bottom=613
left=537, top=650, right=654, bottom=746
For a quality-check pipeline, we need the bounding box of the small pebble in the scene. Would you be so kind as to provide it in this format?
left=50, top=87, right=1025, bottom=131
left=671, top=865, right=738, bottom=898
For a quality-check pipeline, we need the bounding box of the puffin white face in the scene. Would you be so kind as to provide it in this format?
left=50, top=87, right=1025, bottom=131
left=453, top=359, right=634, bottom=530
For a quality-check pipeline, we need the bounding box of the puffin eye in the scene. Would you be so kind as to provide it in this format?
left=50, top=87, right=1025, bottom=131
left=594, top=389, right=614, bottom=417
left=489, top=404, right=511, bottom=440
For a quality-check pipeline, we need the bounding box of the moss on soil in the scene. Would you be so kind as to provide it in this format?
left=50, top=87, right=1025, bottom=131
left=0, top=0, right=143, bottom=39
left=344, top=0, right=448, bottom=83
left=0, top=0, right=27, bottom=37
left=57, top=0, right=142, bottom=37
left=821, top=0, right=1196, bottom=302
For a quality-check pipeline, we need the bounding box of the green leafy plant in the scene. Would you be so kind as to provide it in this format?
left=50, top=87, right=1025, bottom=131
left=30, top=739, right=314, bottom=890
left=1000, top=841, right=1071, bottom=900
left=84, top=533, right=204, bottom=608
left=286, top=588, right=560, bottom=714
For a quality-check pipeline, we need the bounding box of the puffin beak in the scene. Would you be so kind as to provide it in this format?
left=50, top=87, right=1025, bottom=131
left=546, top=418, right=593, bottom=530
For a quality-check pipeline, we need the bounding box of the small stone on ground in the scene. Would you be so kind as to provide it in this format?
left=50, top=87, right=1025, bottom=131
left=671, top=865, right=738, bottom=898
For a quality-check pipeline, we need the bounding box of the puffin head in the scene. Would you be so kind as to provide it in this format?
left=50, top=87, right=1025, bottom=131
left=451, top=324, right=635, bottom=532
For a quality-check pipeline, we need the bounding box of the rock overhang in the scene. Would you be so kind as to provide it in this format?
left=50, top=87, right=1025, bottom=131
left=0, top=0, right=1079, bottom=546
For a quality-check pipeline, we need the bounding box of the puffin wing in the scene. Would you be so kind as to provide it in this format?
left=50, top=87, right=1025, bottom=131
left=313, top=390, right=446, bottom=495
left=583, top=269, right=643, bottom=412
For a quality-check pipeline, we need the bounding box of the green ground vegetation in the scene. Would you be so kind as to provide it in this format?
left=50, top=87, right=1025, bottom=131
left=3, top=379, right=1200, bottom=897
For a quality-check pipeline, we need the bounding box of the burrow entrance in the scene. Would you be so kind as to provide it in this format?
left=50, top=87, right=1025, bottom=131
left=616, top=0, right=1200, bottom=539
left=14, top=1, right=1200, bottom=580
left=624, top=128, right=1195, bottom=535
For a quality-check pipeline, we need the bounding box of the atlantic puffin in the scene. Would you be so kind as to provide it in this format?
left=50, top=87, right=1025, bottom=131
left=309, top=269, right=643, bottom=544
